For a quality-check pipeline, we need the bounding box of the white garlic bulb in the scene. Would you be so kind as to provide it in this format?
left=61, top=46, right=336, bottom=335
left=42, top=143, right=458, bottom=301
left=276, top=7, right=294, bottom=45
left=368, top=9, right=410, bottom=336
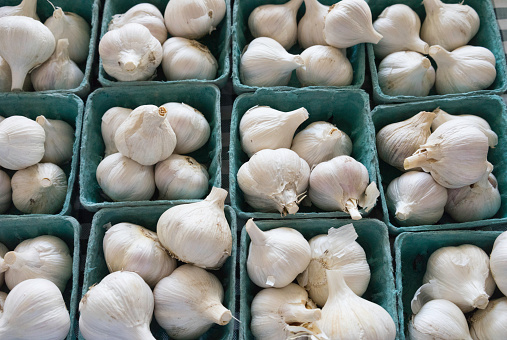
left=298, top=0, right=329, bottom=49
left=309, top=156, right=379, bottom=219
left=240, top=105, right=309, bottom=157
left=109, top=3, right=167, bottom=44
left=430, top=45, right=496, bottom=95
left=296, top=45, right=353, bottom=86
left=162, top=102, right=210, bottom=154
left=373, top=4, right=429, bottom=59
left=11, top=163, right=67, bottom=214
left=101, top=107, right=132, bottom=157
left=248, top=0, right=302, bottom=50
left=79, top=271, right=155, bottom=340
left=240, top=37, right=304, bottom=87
left=323, top=0, right=383, bottom=49
left=291, top=121, right=352, bottom=169
left=297, top=224, right=370, bottom=307
left=3, top=235, right=72, bottom=291
left=378, top=51, right=435, bottom=97
left=490, top=231, right=507, bottom=296
left=103, top=222, right=176, bottom=288
left=96, top=153, right=155, bottom=202
left=469, top=297, right=507, bottom=340
left=421, top=0, right=479, bottom=51
left=164, top=0, right=226, bottom=40
left=237, top=148, right=310, bottom=215
left=0, top=279, right=70, bottom=340
left=0, top=16, right=55, bottom=91
left=246, top=219, right=311, bottom=288
left=0, top=242, right=8, bottom=286
left=411, top=244, right=496, bottom=314
left=0, top=169, right=11, bottom=213
left=99, top=23, right=163, bottom=82
left=155, top=154, right=209, bottom=200
left=154, top=264, right=231, bottom=339
left=157, top=187, right=232, bottom=269
left=36, top=115, right=74, bottom=165
left=0, top=0, right=39, bottom=20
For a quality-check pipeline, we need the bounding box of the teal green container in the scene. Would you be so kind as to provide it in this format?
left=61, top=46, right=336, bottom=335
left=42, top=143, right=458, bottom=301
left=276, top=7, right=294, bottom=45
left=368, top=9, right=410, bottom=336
left=80, top=204, right=237, bottom=340
left=394, top=230, right=504, bottom=339
left=229, top=88, right=379, bottom=220
left=0, top=93, right=83, bottom=216
left=79, top=84, right=222, bottom=212
left=98, top=0, right=231, bottom=89
left=0, top=0, right=101, bottom=98
left=366, top=0, right=507, bottom=104
left=239, top=218, right=399, bottom=339
left=0, top=215, right=81, bottom=340
left=232, top=0, right=365, bottom=94
left=371, top=95, right=507, bottom=234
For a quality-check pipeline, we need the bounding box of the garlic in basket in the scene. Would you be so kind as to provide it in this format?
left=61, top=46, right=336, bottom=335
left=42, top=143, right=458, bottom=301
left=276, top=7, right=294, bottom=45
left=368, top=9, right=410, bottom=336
left=101, top=107, right=132, bottom=157
left=298, top=0, right=329, bottom=49
left=0, top=170, right=11, bottom=214
left=36, top=115, right=74, bottom=165
left=0, top=0, right=39, bottom=20
left=490, top=231, right=507, bottom=296
left=469, top=297, right=507, bottom=340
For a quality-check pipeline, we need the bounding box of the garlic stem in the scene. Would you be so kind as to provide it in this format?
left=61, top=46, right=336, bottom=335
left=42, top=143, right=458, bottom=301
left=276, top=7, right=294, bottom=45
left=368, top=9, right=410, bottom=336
left=203, top=303, right=232, bottom=325
left=3, top=250, right=41, bottom=270
left=52, top=6, right=64, bottom=19
left=141, top=106, right=167, bottom=129
left=55, top=38, right=70, bottom=61
left=287, top=0, right=304, bottom=11
left=395, top=205, right=411, bottom=221
left=204, top=187, right=227, bottom=209
left=245, top=219, right=267, bottom=245
left=410, top=40, right=430, bottom=55
left=345, top=199, right=361, bottom=220
left=423, top=0, right=441, bottom=15
left=404, top=151, right=427, bottom=170
left=10, top=67, right=28, bottom=91
left=285, top=202, right=299, bottom=215
left=118, top=51, right=140, bottom=71
left=429, top=45, right=454, bottom=66
left=282, top=304, right=322, bottom=323
left=0, top=258, right=7, bottom=274
left=471, top=294, right=489, bottom=310
left=132, top=325, right=156, bottom=340
left=326, top=269, right=348, bottom=299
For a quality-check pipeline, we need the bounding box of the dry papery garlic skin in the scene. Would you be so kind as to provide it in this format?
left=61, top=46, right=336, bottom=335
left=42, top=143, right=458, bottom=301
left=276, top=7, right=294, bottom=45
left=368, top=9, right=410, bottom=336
left=490, top=231, right=507, bottom=296
left=469, top=297, right=507, bottom=340
left=0, top=169, right=11, bottom=214
left=36, top=115, right=75, bottom=165
left=298, top=0, right=329, bottom=49
left=0, top=0, right=39, bottom=20
left=101, top=107, right=132, bottom=157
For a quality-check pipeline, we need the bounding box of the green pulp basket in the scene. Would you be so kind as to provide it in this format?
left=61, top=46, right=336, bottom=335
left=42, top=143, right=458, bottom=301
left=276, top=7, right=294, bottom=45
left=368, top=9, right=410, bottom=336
left=79, top=84, right=222, bottom=212
left=366, top=0, right=507, bottom=104
left=80, top=204, right=237, bottom=340
left=239, top=218, right=399, bottom=339
left=0, top=0, right=101, bottom=98
left=232, top=0, right=365, bottom=94
left=98, top=0, right=231, bottom=89
left=229, top=88, right=379, bottom=220
left=0, top=92, right=84, bottom=216
left=0, top=215, right=81, bottom=340
left=371, top=95, right=507, bottom=234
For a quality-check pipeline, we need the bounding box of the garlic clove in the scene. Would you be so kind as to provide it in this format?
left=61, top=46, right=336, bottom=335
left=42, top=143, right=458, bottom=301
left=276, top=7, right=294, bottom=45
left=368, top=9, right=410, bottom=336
left=469, top=297, right=507, bottom=340
left=490, top=231, right=507, bottom=296
left=36, top=115, right=75, bottom=165
left=298, top=0, right=329, bottom=49
left=0, top=0, right=39, bottom=20
left=0, top=169, right=11, bottom=214
left=101, top=107, right=132, bottom=157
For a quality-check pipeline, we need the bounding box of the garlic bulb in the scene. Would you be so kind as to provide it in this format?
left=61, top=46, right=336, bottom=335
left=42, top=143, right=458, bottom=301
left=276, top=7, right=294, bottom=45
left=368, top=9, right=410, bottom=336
left=2, top=235, right=72, bottom=291
left=421, top=0, right=479, bottom=51
left=296, top=45, right=353, bottom=86
left=308, top=156, right=379, bottom=219
left=237, top=148, right=310, bottom=215
left=157, top=187, right=232, bottom=269
left=0, top=0, right=39, bottom=20
left=291, top=121, right=352, bottom=169
left=162, top=37, right=218, bottom=81
left=373, top=4, right=429, bottom=59
left=248, top=0, right=302, bottom=50
left=411, top=244, right=496, bottom=314
left=317, top=269, right=396, bottom=340
left=378, top=51, right=435, bottom=97
left=36, top=115, right=74, bottom=165
left=240, top=105, right=309, bottom=157
left=0, top=279, right=70, bottom=340
left=409, top=299, right=472, bottom=340
left=114, top=105, right=176, bottom=166
left=0, top=242, right=8, bottom=286
left=44, top=7, right=90, bottom=64
left=240, top=37, right=304, bottom=87
left=297, top=224, right=370, bottom=307
left=103, top=222, right=176, bottom=287
left=155, top=154, right=209, bottom=200
left=246, top=219, right=311, bottom=288
left=11, top=163, right=67, bottom=214
left=470, top=297, right=507, bottom=340
left=79, top=271, right=155, bottom=340
left=323, top=0, right=383, bottom=49
left=99, top=23, right=163, bottom=82
left=490, top=231, right=507, bottom=296
left=430, top=45, right=496, bottom=95
left=0, top=16, right=55, bottom=91
left=101, top=107, right=132, bottom=157
left=154, top=264, right=231, bottom=339
left=251, top=283, right=324, bottom=339
left=298, top=0, right=329, bottom=49
left=162, top=102, right=210, bottom=154
left=108, top=3, right=167, bottom=44
left=164, top=0, right=226, bottom=40
left=404, top=120, right=490, bottom=188
left=96, top=153, right=155, bottom=202
left=387, top=171, right=448, bottom=226
left=0, top=169, right=11, bottom=213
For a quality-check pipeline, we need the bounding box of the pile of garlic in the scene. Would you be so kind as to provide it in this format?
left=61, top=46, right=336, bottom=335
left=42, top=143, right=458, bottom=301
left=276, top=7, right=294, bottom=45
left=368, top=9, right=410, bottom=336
left=237, top=105, right=379, bottom=219
left=100, top=1, right=225, bottom=82
left=80, top=188, right=234, bottom=339
left=97, top=102, right=211, bottom=202
left=0, top=0, right=89, bottom=92
left=246, top=221, right=396, bottom=339
left=374, top=0, right=496, bottom=97
left=0, top=115, right=73, bottom=214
